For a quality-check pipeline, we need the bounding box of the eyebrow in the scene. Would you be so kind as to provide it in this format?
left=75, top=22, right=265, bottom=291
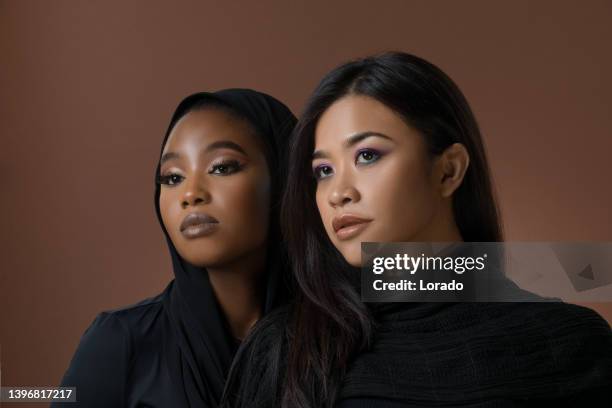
left=312, top=131, right=393, bottom=160
left=160, top=140, right=248, bottom=164
left=205, top=140, right=247, bottom=155
left=160, top=151, right=180, bottom=165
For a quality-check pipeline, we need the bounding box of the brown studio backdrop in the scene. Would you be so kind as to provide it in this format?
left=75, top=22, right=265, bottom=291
left=1, top=0, right=611, bottom=399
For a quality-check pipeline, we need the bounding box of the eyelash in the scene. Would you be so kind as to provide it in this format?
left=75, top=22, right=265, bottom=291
left=313, top=164, right=334, bottom=180
left=156, top=160, right=244, bottom=186
left=156, top=173, right=184, bottom=186
left=355, top=148, right=381, bottom=165
left=209, top=159, right=244, bottom=175
left=312, top=148, right=383, bottom=181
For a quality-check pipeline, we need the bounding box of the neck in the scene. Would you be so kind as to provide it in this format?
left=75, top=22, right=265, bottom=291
left=207, top=248, right=266, bottom=340
left=418, top=198, right=464, bottom=242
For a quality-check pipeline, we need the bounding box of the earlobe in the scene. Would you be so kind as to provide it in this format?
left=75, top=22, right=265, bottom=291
left=439, top=143, right=470, bottom=198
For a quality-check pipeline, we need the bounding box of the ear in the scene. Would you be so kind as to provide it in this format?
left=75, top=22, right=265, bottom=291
left=436, top=143, right=470, bottom=198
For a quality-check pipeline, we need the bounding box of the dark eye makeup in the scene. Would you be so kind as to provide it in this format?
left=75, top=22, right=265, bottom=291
left=313, top=164, right=334, bottom=180
left=312, top=147, right=385, bottom=181
left=355, top=148, right=382, bottom=165
left=208, top=159, right=244, bottom=175
left=157, top=159, right=245, bottom=186
left=156, top=173, right=184, bottom=186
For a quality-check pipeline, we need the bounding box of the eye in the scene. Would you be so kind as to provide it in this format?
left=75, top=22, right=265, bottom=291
left=209, top=159, right=243, bottom=175
left=355, top=149, right=381, bottom=165
left=313, top=164, right=334, bottom=180
left=157, top=173, right=184, bottom=186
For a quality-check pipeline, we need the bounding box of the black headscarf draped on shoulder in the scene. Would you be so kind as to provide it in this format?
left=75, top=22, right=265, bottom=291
left=153, top=89, right=296, bottom=407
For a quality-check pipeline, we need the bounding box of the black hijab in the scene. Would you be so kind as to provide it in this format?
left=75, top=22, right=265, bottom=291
left=153, top=89, right=296, bottom=407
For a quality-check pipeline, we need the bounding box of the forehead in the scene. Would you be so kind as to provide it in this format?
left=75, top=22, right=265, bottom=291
left=163, top=108, right=259, bottom=153
left=314, top=95, right=409, bottom=147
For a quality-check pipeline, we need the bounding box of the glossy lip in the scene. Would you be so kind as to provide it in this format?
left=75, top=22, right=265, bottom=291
left=180, top=212, right=219, bottom=239
left=331, top=213, right=373, bottom=241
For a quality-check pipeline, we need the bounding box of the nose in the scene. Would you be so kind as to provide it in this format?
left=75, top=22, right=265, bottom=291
left=328, top=168, right=360, bottom=208
left=180, top=174, right=211, bottom=209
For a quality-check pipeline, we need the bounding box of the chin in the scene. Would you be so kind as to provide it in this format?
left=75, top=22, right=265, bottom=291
left=347, top=258, right=362, bottom=268
left=188, top=256, right=235, bottom=269
left=177, top=245, right=233, bottom=268
left=339, top=246, right=363, bottom=268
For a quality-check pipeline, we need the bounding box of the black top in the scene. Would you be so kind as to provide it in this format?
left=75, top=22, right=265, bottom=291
left=336, top=390, right=610, bottom=408
left=335, top=301, right=612, bottom=407
left=52, top=281, right=217, bottom=407
left=220, top=301, right=612, bottom=408
left=220, top=244, right=612, bottom=408
left=332, top=247, right=612, bottom=407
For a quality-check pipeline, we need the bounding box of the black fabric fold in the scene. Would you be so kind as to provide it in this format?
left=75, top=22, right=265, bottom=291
left=341, top=243, right=612, bottom=406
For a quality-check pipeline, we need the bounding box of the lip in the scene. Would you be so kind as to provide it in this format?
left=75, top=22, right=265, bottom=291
left=331, top=213, right=373, bottom=241
left=180, top=212, right=219, bottom=239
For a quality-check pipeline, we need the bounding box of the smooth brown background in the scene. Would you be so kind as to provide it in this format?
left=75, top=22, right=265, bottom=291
left=1, top=0, right=611, bottom=401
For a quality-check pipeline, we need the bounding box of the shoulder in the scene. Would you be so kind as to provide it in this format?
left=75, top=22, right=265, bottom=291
left=57, top=290, right=168, bottom=405
left=480, top=301, right=611, bottom=335
left=101, top=290, right=166, bottom=339
left=481, top=301, right=612, bottom=391
left=67, top=289, right=166, bottom=361
left=84, top=289, right=166, bottom=351
left=57, top=312, right=130, bottom=406
left=478, top=301, right=611, bottom=358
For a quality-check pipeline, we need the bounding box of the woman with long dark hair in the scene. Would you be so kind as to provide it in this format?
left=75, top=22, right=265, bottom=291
left=53, top=89, right=296, bottom=407
left=221, top=53, right=611, bottom=407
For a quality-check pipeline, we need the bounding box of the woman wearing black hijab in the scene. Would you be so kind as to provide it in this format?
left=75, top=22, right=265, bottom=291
left=220, top=54, right=612, bottom=407
left=53, top=89, right=296, bottom=407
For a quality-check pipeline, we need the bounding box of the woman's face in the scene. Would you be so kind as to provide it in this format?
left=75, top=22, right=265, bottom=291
left=312, top=95, right=448, bottom=267
left=159, top=108, right=271, bottom=268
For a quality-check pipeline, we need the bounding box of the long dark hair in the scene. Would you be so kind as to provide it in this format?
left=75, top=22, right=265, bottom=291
left=220, top=53, right=504, bottom=408
left=279, top=52, right=504, bottom=407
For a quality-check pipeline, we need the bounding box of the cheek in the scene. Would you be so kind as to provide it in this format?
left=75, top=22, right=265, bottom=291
left=359, top=159, right=436, bottom=234
left=387, top=176, right=434, bottom=219
left=315, top=186, right=333, bottom=232
left=159, top=190, right=180, bottom=233
left=215, top=175, right=271, bottom=236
